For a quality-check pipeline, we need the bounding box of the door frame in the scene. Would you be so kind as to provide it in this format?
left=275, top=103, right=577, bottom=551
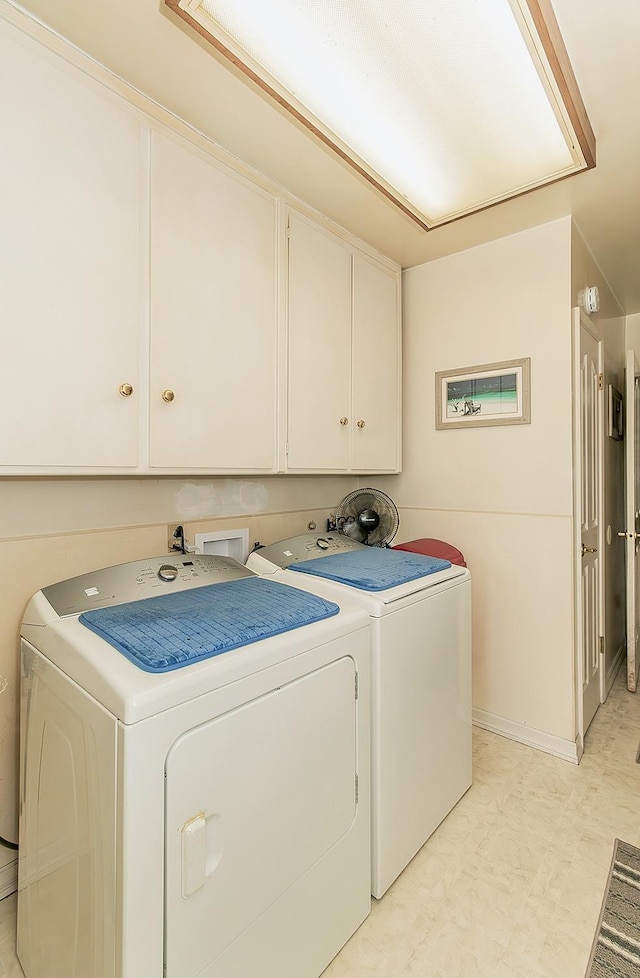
left=624, top=349, right=640, bottom=691
left=572, top=307, right=605, bottom=750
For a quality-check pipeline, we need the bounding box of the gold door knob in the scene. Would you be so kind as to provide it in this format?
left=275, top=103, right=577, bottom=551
left=162, top=389, right=175, bottom=403
left=119, top=383, right=134, bottom=397
left=339, top=417, right=349, bottom=426
left=356, top=419, right=366, bottom=429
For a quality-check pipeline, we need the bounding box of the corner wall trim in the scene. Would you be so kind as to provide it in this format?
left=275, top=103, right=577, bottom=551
left=0, top=856, right=17, bottom=900
left=605, top=642, right=626, bottom=697
left=473, top=708, right=580, bottom=764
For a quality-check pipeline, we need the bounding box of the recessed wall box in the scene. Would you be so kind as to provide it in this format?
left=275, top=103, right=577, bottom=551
left=194, top=529, right=249, bottom=563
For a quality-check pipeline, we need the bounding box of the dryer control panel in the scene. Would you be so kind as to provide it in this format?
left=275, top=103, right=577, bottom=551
left=252, top=533, right=366, bottom=569
left=41, top=554, right=255, bottom=617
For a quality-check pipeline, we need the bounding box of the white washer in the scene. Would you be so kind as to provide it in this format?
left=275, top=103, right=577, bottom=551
left=18, top=554, right=371, bottom=978
left=248, top=534, right=472, bottom=898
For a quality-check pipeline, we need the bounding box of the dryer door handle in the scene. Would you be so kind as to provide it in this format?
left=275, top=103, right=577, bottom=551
left=181, top=811, right=224, bottom=897
left=181, top=813, right=207, bottom=897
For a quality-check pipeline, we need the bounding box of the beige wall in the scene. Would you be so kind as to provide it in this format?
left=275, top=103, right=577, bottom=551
left=379, top=218, right=577, bottom=743
left=378, top=216, right=626, bottom=755
left=626, top=313, right=640, bottom=350
left=0, top=474, right=357, bottom=849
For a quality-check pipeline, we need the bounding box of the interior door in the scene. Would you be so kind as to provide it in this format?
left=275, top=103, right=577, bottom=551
left=574, top=310, right=604, bottom=734
left=623, top=350, right=640, bottom=691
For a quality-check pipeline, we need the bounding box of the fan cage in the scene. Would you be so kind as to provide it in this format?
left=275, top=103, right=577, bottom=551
left=335, top=488, right=399, bottom=547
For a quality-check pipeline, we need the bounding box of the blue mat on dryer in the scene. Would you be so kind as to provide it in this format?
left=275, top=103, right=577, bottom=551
left=289, top=547, right=451, bottom=591
left=79, top=577, right=339, bottom=673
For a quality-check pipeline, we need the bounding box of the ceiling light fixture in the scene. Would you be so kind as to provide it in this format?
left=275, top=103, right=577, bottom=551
left=166, top=0, right=595, bottom=231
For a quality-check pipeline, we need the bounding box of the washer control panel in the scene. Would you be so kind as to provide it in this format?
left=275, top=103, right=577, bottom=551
left=255, top=533, right=366, bottom=569
left=41, top=554, right=255, bottom=617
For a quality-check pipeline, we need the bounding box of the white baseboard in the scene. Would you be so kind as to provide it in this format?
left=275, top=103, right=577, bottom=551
left=472, top=708, right=580, bottom=764
left=605, top=642, right=626, bottom=696
left=0, top=856, right=17, bottom=900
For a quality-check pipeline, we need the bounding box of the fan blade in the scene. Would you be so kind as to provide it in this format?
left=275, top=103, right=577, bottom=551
left=339, top=489, right=375, bottom=515
left=368, top=530, right=389, bottom=546
left=341, top=516, right=367, bottom=543
left=367, top=509, right=399, bottom=546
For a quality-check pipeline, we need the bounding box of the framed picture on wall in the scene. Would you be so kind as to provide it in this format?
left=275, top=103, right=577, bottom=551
left=608, top=385, right=624, bottom=440
left=435, top=357, right=531, bottom=429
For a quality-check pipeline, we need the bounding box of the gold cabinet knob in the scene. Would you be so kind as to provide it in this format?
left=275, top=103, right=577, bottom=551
left=356, top=419, right=366, bottom=428
left=339, top=417, right=349, bottom=426
left=162, top=389, right=175, bottom=403
left=119, top=383, right=134, bottom=397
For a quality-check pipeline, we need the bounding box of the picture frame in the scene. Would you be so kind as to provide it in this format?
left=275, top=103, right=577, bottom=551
left=435, top=357, right=531, bottom=429
left=608, top=385, right=624, bottom=440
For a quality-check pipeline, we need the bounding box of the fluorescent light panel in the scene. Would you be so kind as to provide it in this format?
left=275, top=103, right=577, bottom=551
left=170, top=0, right=595, bottom=229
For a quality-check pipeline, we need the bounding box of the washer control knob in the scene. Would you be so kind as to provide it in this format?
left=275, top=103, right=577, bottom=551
left=158, top=563, right=178, bottom=582
left=316, top=537, right=330, bottom=550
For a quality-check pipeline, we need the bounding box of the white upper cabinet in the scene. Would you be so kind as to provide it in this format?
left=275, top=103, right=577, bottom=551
left=286, top=212, right=352, bottom=471
left=351, top=254, right=401, bottom=472
left=0, top=26, right=141, bottom=470
left=148, top=132, right=278, bottom=471
left=0, top=17, right=399, bottom=476
left=286, top=210, right=401, bottom=473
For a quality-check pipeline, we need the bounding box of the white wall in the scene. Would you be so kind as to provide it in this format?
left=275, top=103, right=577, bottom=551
left=379, top=218, right=577, bottom=749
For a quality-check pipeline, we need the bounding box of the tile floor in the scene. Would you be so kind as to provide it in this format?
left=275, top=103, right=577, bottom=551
left=1, top=665, right=639, bottom=978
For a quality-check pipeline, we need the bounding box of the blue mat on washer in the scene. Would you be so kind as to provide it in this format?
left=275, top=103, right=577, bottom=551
left=290, top=547, right=451, bottom=591
left=79, top=577, right=339, bottom=673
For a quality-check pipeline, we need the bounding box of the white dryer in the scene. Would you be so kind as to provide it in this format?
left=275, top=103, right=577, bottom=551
left=248, top=534, right=472, bottom=898
left=18, top=554, right=371, bottom=978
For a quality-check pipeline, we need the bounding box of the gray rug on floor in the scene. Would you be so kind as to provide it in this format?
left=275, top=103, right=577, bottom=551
left=586, top=840, right=640, bottom=976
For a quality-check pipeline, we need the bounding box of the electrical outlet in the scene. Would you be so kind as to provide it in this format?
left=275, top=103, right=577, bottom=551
left=168, top=524, right=184, bottom=552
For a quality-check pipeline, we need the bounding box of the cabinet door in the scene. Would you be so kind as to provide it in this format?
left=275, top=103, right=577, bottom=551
left=0, top=26, right=140, bottom=469
left=286, top=213, right=352, bottom=470
left=149, top=132, right=278, bottom=470
left=352, top=255, right=401, bottom=472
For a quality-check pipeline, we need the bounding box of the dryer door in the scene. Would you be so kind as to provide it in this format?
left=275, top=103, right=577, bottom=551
left=164, top=656, right=358, bottom=978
